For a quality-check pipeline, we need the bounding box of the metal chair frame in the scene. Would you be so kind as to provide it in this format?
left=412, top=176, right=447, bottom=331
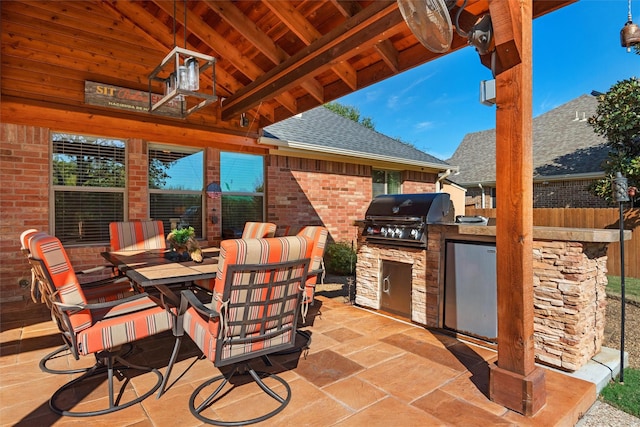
left=161, top=257, right=310, bottom=426
left=27, top=233, right=172, bottom=417
left=21, top=230, right=134, bottom=375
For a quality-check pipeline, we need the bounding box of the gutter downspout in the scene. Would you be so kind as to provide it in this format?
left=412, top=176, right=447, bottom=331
left=436, top=169, right=452, bottom=192
left=478, top=183, right=485, bottom=208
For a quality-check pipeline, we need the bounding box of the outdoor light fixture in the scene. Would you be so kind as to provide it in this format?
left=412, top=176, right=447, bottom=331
left=206, top=182, right=221, bottom=224
left=612, top=171, right=629, bottom=383
left=621, top=0, right=640, bottom=52
left=206, top=182, right=222, bottom=199
left=148, top=1, right=217, bottom=118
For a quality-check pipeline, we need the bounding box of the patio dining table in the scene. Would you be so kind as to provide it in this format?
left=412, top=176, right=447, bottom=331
left=101, top=247, right=219, bottom=305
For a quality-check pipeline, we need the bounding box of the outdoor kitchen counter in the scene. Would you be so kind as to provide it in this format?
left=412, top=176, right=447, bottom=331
left=450, top=224, right=632, bottom=242
left=355, top=222, right=632, bottom=372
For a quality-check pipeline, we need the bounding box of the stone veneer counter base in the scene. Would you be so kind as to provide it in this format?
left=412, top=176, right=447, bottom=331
left=355, top=224, right=631, bottom=372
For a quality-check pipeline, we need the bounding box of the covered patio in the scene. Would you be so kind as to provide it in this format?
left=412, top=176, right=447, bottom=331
left=2, top=0, right=601, bottom=422
left=1, top=292, right=595, bottom=426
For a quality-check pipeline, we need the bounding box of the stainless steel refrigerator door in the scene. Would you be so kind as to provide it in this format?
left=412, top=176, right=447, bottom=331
left=444, top=241, right=497, bottom=341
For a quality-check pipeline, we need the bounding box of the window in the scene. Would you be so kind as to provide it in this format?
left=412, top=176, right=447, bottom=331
left=372, top=169, right=401, bottom=197
left=220, top=152, right=265, bottom=238
left=52, top=133, right=126, bottom=244
left=149, top=144, right=204, bottom=237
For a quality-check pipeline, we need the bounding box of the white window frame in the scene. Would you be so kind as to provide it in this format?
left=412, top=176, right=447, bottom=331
left=148, top=143, right=204, bottom=237
left=50, top=132, right=127, bottom=245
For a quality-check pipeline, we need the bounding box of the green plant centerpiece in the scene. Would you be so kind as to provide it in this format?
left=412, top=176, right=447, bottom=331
left=167, top=226, right=203, bottom=262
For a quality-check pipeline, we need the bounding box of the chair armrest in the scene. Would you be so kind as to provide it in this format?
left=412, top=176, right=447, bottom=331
left=76, top=265, right=111, bottom=276
left=54, top=292, right=150, bottom=312
left=308, top=268, right=324, bottom=277
left=79, top=275, right=129, bottom=289
left=179, top=290, right=220, bottom=319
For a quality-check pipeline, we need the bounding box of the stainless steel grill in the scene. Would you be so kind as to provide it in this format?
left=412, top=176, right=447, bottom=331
left=362, top=193, right=453, bottom=248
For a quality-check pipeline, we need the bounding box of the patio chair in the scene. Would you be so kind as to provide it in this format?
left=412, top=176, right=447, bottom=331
left=241, top=221, right=276, bottom=238
left=28, top=232, right=174, bottom=417
left=296, top=226, right=328, bottom=324
left=20, top=229, right=136, bottom=374
left=160, top=235, right=312, bottom=425
left=192, top=221, right=278, bottom=292
left=109, top=220, right=166, bottom=251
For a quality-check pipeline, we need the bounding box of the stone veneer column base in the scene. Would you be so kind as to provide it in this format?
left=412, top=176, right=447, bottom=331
left=489, top=363, right=547, bottom=416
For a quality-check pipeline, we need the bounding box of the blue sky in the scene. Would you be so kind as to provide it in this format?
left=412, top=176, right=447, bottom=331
left=337, top=0, right=639, bottom=161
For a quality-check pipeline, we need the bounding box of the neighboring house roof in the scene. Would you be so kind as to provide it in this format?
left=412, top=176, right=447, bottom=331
left=448, top=94, right=609, bottom=186
left=260, top=106, right=453, bottom=172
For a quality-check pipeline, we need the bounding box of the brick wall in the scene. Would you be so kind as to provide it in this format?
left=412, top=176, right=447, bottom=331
left=465, top=186, right=492, bottom=209
left=403, top=170, right=438, bottom=194
left=533, top=179, right=609, bottom=208
left=0, top=124, right=50, bottom=302
left=266, top=155, right=371, bottom=244
left=127, top=138, right=150, bottom=219
left=1, top=123, right=440, bottom=304
left=464, top=179, right=610, bottom=209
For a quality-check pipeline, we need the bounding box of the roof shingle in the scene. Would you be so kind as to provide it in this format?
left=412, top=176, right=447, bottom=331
left=448, top=95, right=608, bottom=185
left=263, top=106, right=450, bottom=167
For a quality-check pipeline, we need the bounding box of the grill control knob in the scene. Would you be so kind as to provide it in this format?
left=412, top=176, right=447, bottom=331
left=367, top=227, right=374, bottom=235
left=381, top=227, right=388, bottom=236
left=394, top=227, right=402, bottom=237
left=410, top=229, right=419, bottom=239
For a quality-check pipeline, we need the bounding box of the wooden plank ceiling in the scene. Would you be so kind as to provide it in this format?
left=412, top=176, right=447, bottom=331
left=1, top=0, right=574, bottom=131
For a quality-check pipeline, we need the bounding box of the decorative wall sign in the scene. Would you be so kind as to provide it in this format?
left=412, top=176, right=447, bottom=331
left=84, top=81, right=183, bottom=118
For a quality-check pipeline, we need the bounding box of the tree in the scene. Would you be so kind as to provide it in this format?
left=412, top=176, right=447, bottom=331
left=324, top=101, right=375, bottom=130
left=588, top=76, right=640, bottom=204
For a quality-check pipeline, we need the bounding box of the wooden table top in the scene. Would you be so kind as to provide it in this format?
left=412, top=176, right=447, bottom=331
left=102, top=247, right=219, bottom=288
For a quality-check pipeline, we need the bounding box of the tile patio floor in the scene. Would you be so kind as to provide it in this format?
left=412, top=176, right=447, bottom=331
left=0, top=293, right=596, bottom=426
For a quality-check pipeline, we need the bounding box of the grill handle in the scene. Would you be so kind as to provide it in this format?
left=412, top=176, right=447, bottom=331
left=366, top=216, right=423, bottom=222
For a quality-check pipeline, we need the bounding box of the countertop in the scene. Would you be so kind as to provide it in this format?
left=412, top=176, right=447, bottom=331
left=443, top=224, right=632, bottom=243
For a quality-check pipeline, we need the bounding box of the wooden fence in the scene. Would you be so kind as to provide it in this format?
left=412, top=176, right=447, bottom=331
left=466, top=207, right=639, bottom=279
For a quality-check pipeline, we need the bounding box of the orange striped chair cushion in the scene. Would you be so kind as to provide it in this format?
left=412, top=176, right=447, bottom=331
left=183, top=236, right=311, bottom=363
left=109, top=220, right=166, bottom=251
left=77, top=296, right=173, bottom=355
left=297, top=226, right=328, bottom=301
left=183, top=308, right=296, bottom=363
left=241, top=222, right=276, bottom=238
left=29, top=233, right=93, bottom=333
left=81, top=283, right=135, bottom=302
left=20, top=228, right=39, bottom=252
left=192, top=222, right=277, bottom=291
left=26, top=230, right=133, bottom=304
left=29, top=233, right=173, bottom=355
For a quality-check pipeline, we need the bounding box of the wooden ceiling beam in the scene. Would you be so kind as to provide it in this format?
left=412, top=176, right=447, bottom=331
left=532, top=0, right=578, bottom=17
left=373, top=38, right=399, bottom=73
left=151, top=0, right=263, bottom=81
left=263, top=0, right=359, bottom=92
left=300, top=79, right=325, bottom=103
left=203, top=0, right=324, bottom=105
left=327, top=0, right=401, bottom=83
left=202, top=0, right=287, bottom=66
left=275, top=91, right=298, bottom=115
left=222, top=1, right=401, bottom=121
left=329, top=0, right=361, bottom=18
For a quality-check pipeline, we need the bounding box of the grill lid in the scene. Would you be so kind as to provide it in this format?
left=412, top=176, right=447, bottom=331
left=365, top=193, right=452, bottom=223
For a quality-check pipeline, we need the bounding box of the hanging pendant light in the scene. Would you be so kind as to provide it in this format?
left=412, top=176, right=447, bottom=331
left=148, top=0, right=217, bottom=118
left=621, top=0, right=640, bottom=52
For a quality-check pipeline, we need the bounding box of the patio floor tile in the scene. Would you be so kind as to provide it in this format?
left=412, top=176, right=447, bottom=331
left=0, top=295, right=596, bottom=426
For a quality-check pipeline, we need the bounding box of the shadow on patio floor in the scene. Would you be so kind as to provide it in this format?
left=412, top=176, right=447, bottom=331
left=1, top=294, right=596, bottom=426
